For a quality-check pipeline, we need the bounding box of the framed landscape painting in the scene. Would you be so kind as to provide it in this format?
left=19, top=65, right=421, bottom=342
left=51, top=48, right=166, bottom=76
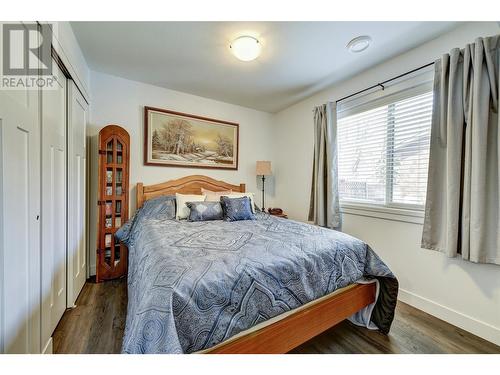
left=144, top=106, right=239, bottom=170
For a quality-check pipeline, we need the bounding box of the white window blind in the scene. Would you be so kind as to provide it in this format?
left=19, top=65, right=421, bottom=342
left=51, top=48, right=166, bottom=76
left=337, top=90, right=433, bottom=209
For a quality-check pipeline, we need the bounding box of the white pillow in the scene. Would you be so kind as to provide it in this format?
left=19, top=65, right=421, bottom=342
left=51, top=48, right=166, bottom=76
left=223, top=192, right=256, bottom=213
left=201, top=188, right=233, bottom=202
left=175, top=193, right=206, bottom=220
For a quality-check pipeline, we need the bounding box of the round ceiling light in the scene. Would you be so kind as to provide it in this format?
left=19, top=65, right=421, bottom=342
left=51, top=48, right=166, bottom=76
left=230, top=36, right=261, bottom=62
left=346, top=35, right=372, bottom=53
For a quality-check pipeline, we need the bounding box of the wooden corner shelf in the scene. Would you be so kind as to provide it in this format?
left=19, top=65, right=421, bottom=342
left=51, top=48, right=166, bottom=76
left=96, top=125, right=130, bottom=282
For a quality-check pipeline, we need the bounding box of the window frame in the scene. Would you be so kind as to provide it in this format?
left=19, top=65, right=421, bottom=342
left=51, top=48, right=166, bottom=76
left=336, top=70, right=433, bottom=223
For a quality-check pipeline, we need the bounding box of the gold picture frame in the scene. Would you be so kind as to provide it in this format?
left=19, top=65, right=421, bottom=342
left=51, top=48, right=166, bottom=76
left=144, top=106, right=239, bottom=170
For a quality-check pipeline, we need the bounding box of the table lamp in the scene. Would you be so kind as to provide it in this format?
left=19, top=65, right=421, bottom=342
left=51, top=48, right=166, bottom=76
left=256, top=161, right=272, bottom=211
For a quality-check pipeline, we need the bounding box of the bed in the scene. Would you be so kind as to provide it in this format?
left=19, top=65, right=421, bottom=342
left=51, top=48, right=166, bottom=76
left=117, top=175, right=398, bottom=354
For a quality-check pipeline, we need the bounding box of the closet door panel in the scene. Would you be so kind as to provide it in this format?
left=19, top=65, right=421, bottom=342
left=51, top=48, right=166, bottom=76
left=0, top=22, right=41, bottom=353
left=67, top=82, right=88, bottom=307
left=41, top=59, right=67, bottom=351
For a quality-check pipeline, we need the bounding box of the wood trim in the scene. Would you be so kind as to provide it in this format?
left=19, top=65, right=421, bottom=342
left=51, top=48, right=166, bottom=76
left=143, top=106, right=239, bottom=170
left=145, top=106, right=239, bottom=126
left=205, top=283, right=376, bottom=354
left=136, top=175, right=246, bottom=208
left=136, top=182, right=144, bottom=209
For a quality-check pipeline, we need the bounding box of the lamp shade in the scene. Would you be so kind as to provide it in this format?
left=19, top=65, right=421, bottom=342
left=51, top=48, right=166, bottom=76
left=256, top=161, right=272, bottom=176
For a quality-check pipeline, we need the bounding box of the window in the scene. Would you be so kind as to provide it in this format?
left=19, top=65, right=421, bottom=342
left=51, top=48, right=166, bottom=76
left=337, top=90, right=433, bottom=210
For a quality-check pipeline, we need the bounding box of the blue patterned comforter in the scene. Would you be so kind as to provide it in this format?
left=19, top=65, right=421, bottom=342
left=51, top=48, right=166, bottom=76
left=117, top=209, right=398, bottom=354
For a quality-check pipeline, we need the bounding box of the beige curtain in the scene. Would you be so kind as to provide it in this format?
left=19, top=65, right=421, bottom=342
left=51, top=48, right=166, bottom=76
left=308, top=103, right=341, bottom=229
left=422, top=35, right=500, bottom=265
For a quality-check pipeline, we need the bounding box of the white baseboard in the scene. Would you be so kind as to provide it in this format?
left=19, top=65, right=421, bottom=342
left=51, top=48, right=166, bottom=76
left=89, top=264, right=96, bottom=277
left=42, top=337, right=53, bottom=354
left=398, top=288, right=500, bottom=347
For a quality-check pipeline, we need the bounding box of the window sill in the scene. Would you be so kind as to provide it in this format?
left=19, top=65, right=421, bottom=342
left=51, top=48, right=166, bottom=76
left=340, top=202, right=424, bottom=224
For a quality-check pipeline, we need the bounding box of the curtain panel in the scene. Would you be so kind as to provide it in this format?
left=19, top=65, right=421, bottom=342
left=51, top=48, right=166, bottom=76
left=422, top=34, right=500, bottom=265
left=308, top=102, right=342, bottom=229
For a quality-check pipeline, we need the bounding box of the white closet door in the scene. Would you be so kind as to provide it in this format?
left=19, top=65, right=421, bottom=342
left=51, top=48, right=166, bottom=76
left=67, top=81, right=88, bottom=307
left=0, top=23, right=41, bottom=353
left=40, top=59, right=67, bottom=352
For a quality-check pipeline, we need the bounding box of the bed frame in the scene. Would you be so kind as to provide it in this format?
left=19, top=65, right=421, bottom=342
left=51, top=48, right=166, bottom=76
left=136, top=175, right=377, bottom=353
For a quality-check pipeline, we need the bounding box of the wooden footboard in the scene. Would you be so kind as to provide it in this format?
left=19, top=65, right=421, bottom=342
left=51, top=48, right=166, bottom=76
left=204, top=282, right=377, bottom=354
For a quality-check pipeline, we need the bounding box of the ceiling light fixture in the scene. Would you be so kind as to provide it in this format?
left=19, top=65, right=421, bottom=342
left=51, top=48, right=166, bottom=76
left=347, top=35, right=372, bottom=53
left=230, top=36, right=261, bottom=62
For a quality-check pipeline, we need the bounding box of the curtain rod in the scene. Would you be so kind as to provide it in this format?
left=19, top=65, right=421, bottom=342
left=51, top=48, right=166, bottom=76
left=335, top=61, right=435, bottom=104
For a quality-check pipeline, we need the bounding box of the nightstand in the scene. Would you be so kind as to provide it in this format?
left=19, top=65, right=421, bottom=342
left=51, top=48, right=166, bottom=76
left=268, top=211, right=288, bottom=219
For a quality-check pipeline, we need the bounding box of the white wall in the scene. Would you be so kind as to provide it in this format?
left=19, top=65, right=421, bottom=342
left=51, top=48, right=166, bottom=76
left=88, top=71, right=275, bottom=274
left=272, top=21, right=500, bottom=345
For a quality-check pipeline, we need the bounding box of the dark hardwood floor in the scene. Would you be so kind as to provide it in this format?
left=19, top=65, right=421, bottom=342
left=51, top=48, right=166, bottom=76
left=53, top=278, right=500, bottom=354
left=53, top=277, right=127, bottom=354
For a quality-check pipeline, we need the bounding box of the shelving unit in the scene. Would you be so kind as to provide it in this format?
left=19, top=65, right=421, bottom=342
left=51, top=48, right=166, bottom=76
left=97, top=125, right=130, bottom=282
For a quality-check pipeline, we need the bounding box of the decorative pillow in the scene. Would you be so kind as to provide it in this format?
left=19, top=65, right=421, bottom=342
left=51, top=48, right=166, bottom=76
left=186, top=201, right=223, bottom=222
left=175, top=193, right=206, bottom=220
left=222, top=192, right=256, bottom=213
left=201, top=188, right=233, bottom=202
left=115, top=196, right=171, bottom=245
left=220, top=196, right=255, bottom=222
left=115, top=217, right=134, bottom=244
left=141, top=195, right=176, bottom=220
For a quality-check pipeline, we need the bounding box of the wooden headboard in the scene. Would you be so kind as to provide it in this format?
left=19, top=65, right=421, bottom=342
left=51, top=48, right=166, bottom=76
left=136, top=175, right=246, bottom=208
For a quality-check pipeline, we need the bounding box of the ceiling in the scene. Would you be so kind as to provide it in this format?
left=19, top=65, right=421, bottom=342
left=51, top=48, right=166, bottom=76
left=71, top=22, right=459, bottom=113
